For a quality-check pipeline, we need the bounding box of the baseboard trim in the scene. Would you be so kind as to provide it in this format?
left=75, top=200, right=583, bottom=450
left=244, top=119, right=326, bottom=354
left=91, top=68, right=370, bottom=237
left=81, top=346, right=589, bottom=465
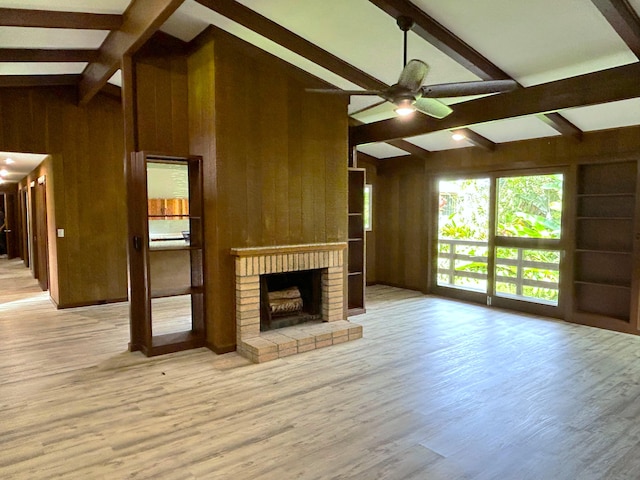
left=206, top=342, right=236, bottom=355
left=55, top=297, right=128, bottom=309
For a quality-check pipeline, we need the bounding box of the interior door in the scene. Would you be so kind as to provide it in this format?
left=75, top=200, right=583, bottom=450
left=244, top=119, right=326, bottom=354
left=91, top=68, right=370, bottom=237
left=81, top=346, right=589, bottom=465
left=34, top=178, right=49, bottom=291
left=4, top=192, right=18, bottom=259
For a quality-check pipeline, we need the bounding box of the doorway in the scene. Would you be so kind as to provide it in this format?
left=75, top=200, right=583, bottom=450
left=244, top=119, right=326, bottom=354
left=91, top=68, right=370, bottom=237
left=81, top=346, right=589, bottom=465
left=31, top=177, right=49, bottom=291
left=434, top=170, right=566, bottom=317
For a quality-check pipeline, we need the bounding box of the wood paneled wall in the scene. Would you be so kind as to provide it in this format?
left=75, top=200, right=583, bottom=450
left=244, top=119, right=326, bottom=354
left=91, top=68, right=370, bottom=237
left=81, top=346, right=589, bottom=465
left=186, top=29, right=348, bottom=351
left=1, top=87, right=127, bottom=307
left=375, top=158, right=429, bottom=292
left=135, top=49, right=190, bottom=156
left=373, top=126, right=640, bottom=296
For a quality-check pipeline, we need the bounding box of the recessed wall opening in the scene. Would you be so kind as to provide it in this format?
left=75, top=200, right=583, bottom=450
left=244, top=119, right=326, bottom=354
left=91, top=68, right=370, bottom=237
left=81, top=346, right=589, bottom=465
left=260, top=269, right=322, bottom=331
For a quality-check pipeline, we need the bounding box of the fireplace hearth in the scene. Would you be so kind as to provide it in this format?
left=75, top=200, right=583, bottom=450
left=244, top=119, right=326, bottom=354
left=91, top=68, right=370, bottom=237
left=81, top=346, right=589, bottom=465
left=231, top=243, right=363, bottom=362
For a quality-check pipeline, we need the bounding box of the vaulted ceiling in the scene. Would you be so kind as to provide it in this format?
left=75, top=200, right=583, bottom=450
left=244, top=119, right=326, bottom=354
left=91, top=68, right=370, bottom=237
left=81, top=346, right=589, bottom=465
left=1, top=0, right=640, bottom=168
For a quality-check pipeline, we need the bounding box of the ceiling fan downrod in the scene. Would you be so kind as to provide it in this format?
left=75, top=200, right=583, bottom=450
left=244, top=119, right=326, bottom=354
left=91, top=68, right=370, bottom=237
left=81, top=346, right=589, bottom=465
left=396, top=15, right=415, bottom=67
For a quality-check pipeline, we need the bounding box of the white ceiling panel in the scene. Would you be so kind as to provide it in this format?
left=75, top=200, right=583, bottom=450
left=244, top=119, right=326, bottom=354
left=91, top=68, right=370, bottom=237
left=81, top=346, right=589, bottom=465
left=236, top=0, right=482, bottom=87
left=108, top=70, right=122, bottom=87
left=0, top=0, right=130, bottom=14
left=405, top=130, right=474, bottom=151
left=560, top=98, right=640, bottom=131
left=357, top=143, right=408, bottom=159
left=0, top=62, right=88, bottom=75
left=347, top=96, right=386, bottom=115
left=0, top=27, right=109, bottom=49
left=628, top=0, right=640, bottom=14
left=161, top=1, right=362, bottom=92
left=411, top=0, right=637, bottom=86
left=469, top=116, right=561, bottom=143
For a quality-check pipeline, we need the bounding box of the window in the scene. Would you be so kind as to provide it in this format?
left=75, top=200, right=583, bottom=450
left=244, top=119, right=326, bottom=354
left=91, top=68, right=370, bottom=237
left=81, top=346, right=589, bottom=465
left=364, top=184, right=372, bottom=231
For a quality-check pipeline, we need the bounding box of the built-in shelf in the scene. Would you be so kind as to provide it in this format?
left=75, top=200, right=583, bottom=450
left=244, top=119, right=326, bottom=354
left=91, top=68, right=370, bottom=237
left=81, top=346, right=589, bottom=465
left=130, top=152, right=205, bottom=357
left=574, top=280, right=631, bottom=289
left=575, top=248, right=632, bottom=255
left=573, top=161, right=637, bottom=326
left=151, top=286, right=204, bottom=299
left=348, top=168, right=366, bottom=316
left=149, top=245, right=201, bottom=252
left=577, top=216, right=632, bottom=220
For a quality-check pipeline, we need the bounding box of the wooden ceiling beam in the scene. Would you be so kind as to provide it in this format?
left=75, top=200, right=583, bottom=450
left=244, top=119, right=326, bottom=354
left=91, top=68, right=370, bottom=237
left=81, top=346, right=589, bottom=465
left=0, top=49, right=98, bottom=63
left=349, top=117, right=431, bottom=158
left=591, top=0, right=640, bottom=58
left=78, top=0, right=185, bottom=105
left=536, top=112, right=583, bottom=142
left=367, top=0, right=585, bottom=143
left=195, top=0, right=388, bottom=91
left=0, top=74, right=80, bottom=88
left=386, top=140, right=431, bottom=158
left=451, top=128, right=495, bottom=151
left=0, top=8, right=122, bottom=30
left=367, top=0, right=510, bottom=80
left=350, top=62, right=640, bottom=144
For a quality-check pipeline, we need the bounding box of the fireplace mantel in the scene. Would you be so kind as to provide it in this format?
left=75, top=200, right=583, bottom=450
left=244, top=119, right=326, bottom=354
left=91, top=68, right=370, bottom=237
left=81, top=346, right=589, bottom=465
left=231, top=242, right=362, bottom=362
left=231, top=242, right=346, bottom=257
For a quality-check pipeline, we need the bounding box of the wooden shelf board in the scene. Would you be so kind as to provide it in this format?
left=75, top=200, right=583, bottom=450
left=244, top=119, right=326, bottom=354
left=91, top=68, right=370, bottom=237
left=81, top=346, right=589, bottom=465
left=577, top=216, right=633, bottom=220
left=151, top=286, right=203, bottom=299
left=577, top=192, right=634, bottom=197
left=149, top=331, right=205, bottom=356
left=575, top=249, right=632, bottom=255
left=149, top=245, right=202, bottom=252
left=574, top=280, right=631, bottom=290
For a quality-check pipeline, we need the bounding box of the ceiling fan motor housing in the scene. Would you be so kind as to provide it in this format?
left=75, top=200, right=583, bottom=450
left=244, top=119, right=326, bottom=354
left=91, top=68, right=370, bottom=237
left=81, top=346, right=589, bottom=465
left=396, top=15, right=415, bottom=32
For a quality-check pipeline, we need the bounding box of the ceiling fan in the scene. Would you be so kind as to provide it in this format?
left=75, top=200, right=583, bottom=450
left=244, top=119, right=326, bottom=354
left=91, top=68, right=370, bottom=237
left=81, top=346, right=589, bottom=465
left=308, top=16, right=518, bottom=119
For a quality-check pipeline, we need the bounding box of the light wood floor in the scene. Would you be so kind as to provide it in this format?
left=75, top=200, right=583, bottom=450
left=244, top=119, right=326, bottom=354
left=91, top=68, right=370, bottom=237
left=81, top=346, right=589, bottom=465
left=3, top=257, right=640, bottom=479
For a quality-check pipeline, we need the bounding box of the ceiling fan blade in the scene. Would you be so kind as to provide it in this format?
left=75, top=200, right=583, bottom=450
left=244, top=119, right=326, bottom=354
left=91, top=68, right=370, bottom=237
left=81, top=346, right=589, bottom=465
left=305, top=88, right=383, bottom=96
left=414, top=97, right=453, bottom=119
left=397, top=59, right=429, bottom=91
left=351, top=101, right=398, bottom=122
left=420, top=79, right=518, bottom=98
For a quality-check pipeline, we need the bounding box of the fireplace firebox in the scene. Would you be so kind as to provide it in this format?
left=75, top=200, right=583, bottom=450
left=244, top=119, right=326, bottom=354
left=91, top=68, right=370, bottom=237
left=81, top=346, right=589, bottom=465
left=260, top=270, right=322, bottom=331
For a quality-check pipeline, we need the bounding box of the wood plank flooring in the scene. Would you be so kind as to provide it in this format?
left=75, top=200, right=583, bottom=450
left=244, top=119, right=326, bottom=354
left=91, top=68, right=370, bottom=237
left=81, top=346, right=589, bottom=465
left=3, top=257, right=640, bottom=479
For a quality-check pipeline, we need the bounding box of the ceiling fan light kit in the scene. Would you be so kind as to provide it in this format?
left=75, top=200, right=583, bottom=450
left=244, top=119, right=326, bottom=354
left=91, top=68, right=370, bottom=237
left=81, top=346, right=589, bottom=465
left=307, top=15, right=517, bottom=120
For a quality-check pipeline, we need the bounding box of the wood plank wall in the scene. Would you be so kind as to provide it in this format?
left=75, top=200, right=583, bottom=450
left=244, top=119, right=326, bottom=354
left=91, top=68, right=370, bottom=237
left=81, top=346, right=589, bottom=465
left=0, top=87, right=127, bottom=307
left=135, top=49, right=190, bottom=156
left=372, top=126, right=640, bottom=299
left=185, top=29, right=348, bottom=351
left=374, top=158, right=429, bottom=292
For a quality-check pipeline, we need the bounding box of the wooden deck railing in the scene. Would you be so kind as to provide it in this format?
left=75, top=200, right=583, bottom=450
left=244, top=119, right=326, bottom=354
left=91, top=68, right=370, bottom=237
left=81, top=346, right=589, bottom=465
left=437, top=238, right=559, bottom=304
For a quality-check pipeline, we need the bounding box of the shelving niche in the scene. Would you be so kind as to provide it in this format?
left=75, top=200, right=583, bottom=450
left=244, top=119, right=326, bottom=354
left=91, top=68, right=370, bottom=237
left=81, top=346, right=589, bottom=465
left=573, top=161, right=638, bottom=329
left=348, top=168, right=366, bottom=316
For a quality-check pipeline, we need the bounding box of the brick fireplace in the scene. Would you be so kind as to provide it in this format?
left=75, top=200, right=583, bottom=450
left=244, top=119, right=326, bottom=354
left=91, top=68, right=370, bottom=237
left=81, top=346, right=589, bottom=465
left=231, top=243, right=363, bottom=363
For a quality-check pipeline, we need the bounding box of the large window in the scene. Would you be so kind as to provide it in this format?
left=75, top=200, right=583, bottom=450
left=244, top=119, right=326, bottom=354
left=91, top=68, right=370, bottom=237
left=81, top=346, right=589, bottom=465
left=436, top=172, right=564, bottom=307
left=437, top=178, right=490, bottom=292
